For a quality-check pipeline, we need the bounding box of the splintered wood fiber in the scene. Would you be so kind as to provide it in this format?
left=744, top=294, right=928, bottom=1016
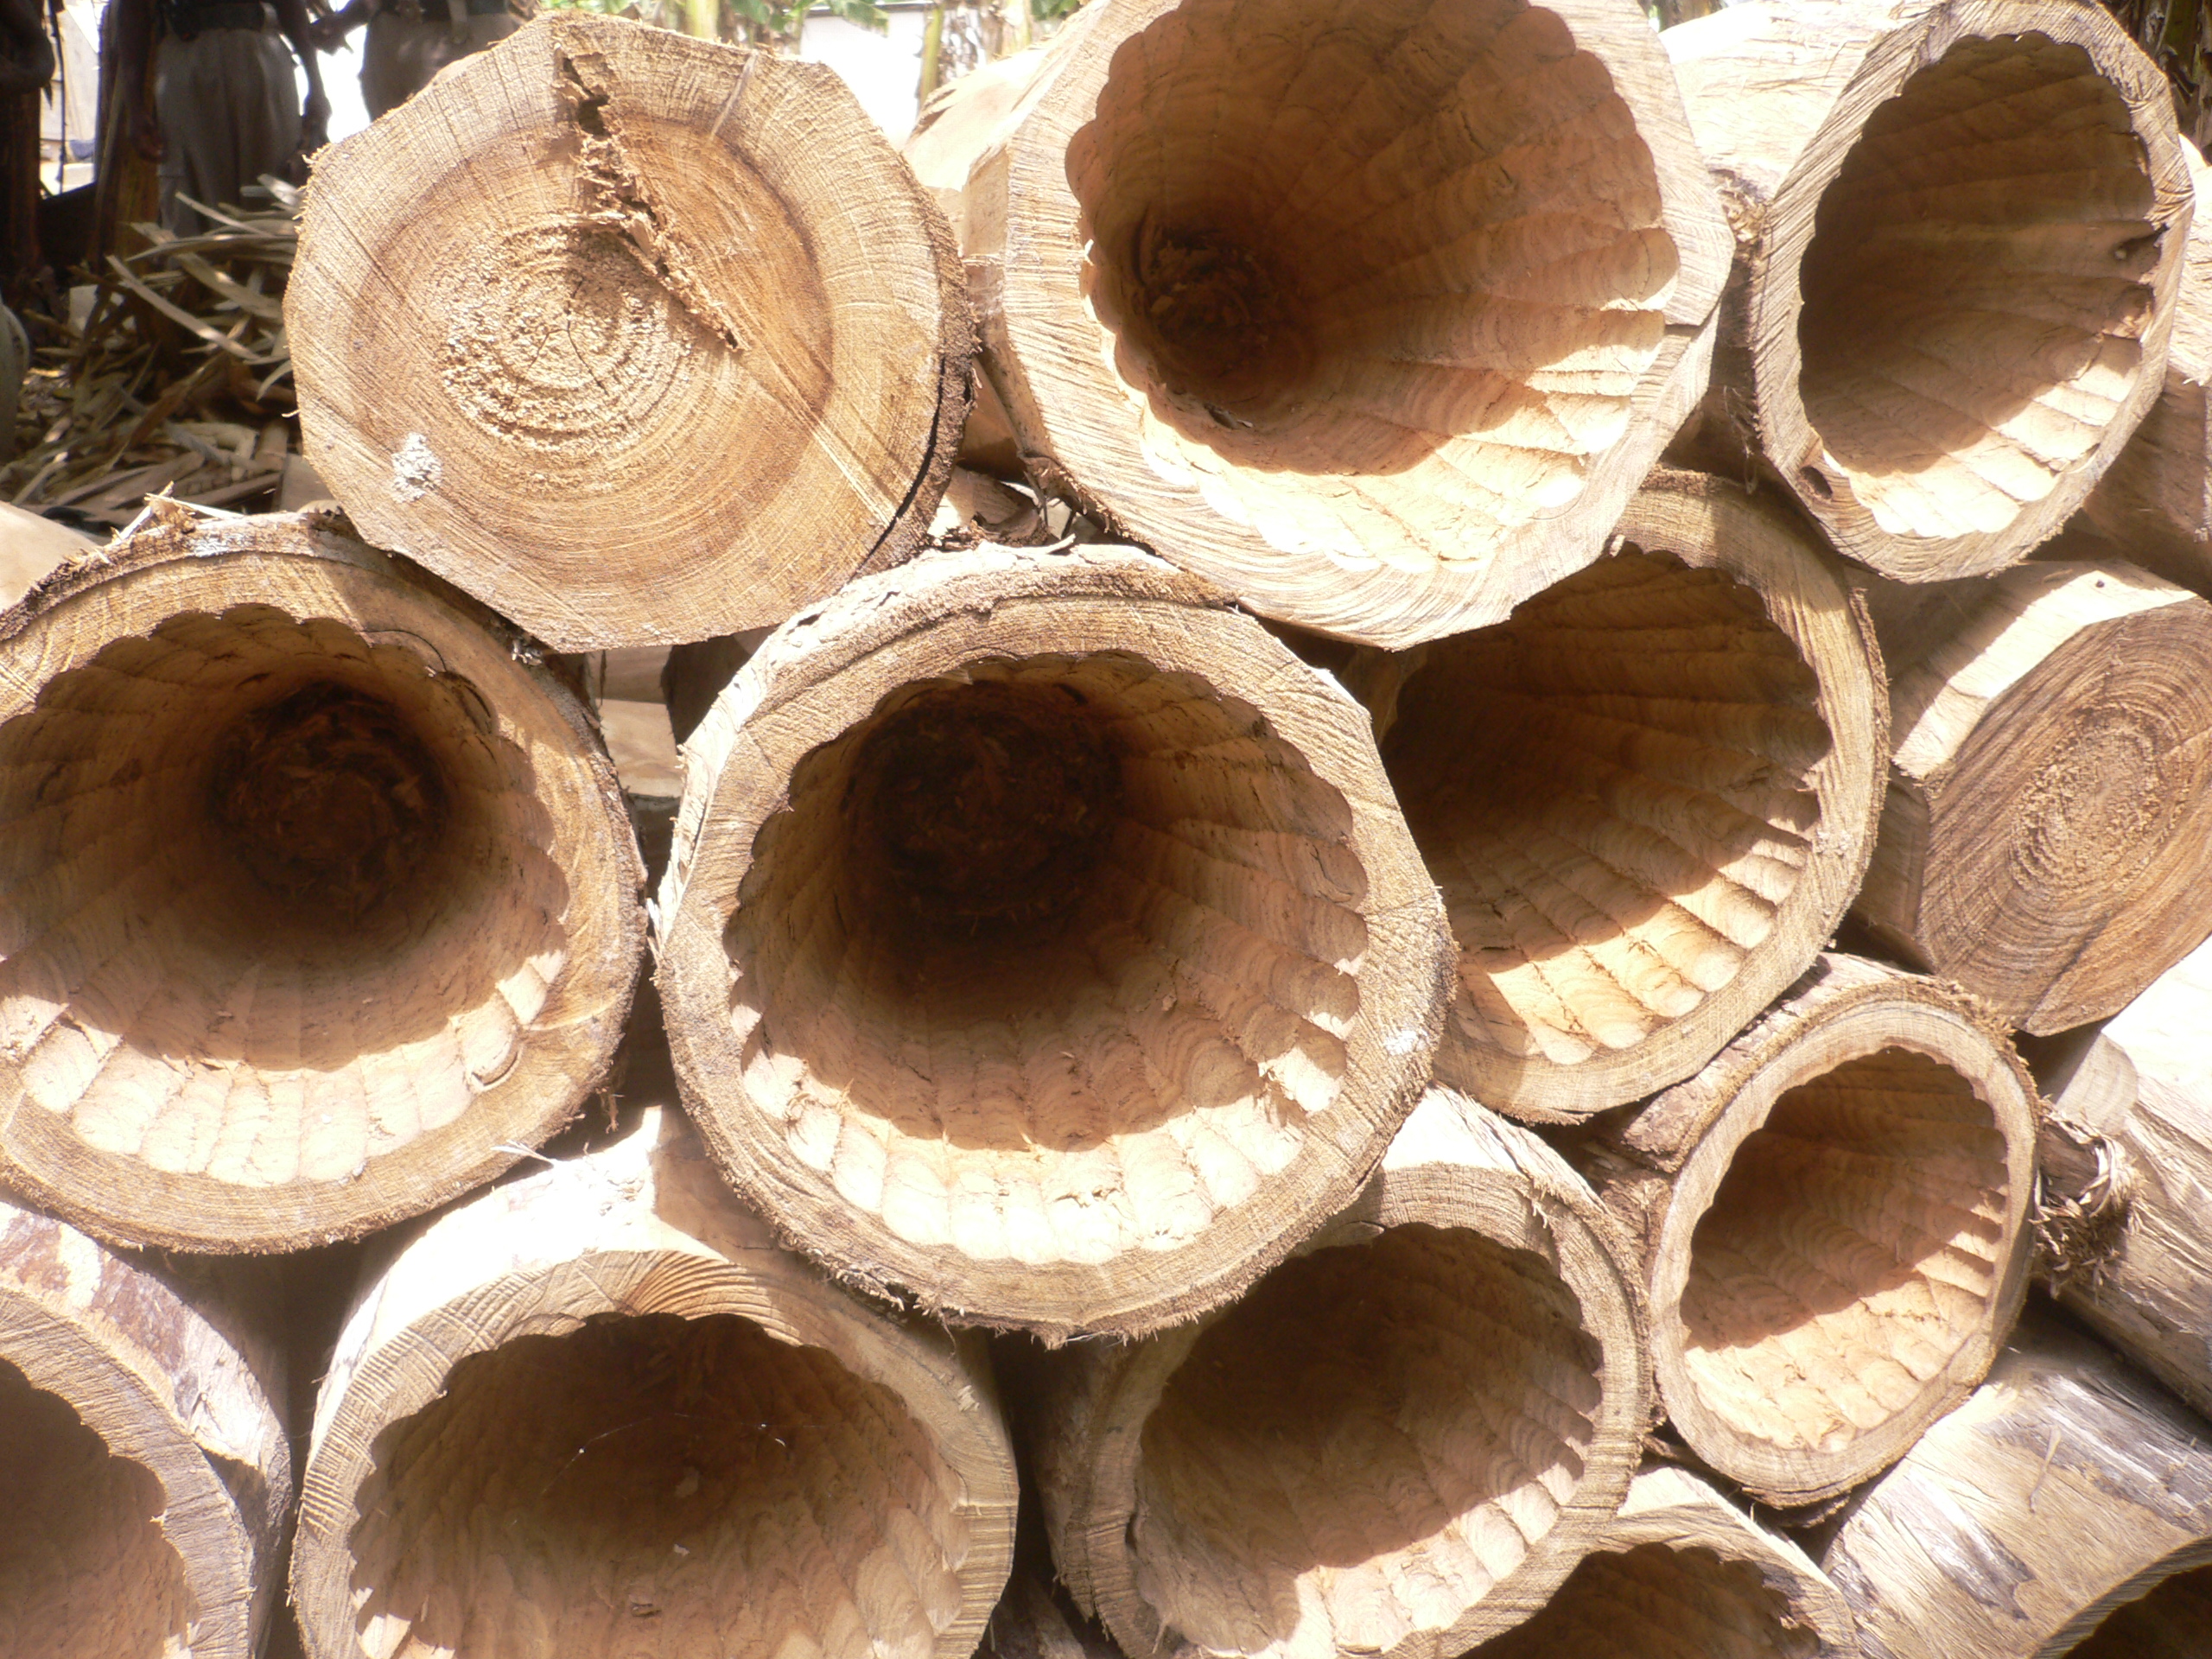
left=0, top=606, right=569, bottom=1187
left=0, top=1357, right=192, bottom=1659
left=1063, top=0, right=1678, bottom=562
left=1128, top=1224, right=1601, bottom=1656
left=724, top=653, right=1370, bottom=1269
left=1387, top=550, right=1830, bottom=1070
left=1471, top=1545, right=1817, bottom=1659
left=1796, top=35, right=2158, bottom=539
left=346, top=1313, right=970, bottom=1659
left=1680, top=1050, right=2012, bottom=1457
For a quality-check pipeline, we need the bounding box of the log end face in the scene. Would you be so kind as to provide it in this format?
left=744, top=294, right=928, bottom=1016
left=1470, top=1541, right=1842, bottom=1659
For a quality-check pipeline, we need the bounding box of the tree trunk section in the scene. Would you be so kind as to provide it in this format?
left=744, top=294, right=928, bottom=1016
left=1821, top=1306, right=2212, bottom=1658
left=291, top=1096, right=1018, bottom=1659
left=654, top=542, right=1453, bottom=1339
left=1664, top=0, right=2192, bottom=581
left=1853, top=561, right=2212, bottom=1032
left=1020, top=1089, right=1650, bottom=1659
left=2027, top=933, right=2212, bottom=1426
left=2047, top=139, right=2212, bottom=594
left=0, top=503, right=645, bottom=1251
left=1471, top=1464, right=1859, bottom=1658
left=1560, top=953, right=2038, bottom=1506
left=1365, top=467, right=1887, bottom=1121
left=0, top=1194, right=290, bottom=1659
left=289, top=13, right=974, bottom=652
left=918, top=0, right=1732, bottom=649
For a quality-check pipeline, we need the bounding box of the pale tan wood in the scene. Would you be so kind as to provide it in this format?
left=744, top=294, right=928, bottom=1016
left=289, top=13, right=972, bottom=652
left=1853, top=561, right=2212, bottom=1033
left=1563, top=953, right=2037, bottom=1506
left=1370, top=467, right=1886, bottom=1122
left=1023, top=1088, right=1649, bottom=1659
left=921, top=0, right=1732, bottom=649
left=0, top=499, right=94, bottom=608
left=0, top=504, right=645, bottom=1251
left=292, top=1099, right=1018, bottom=1659
left=1472, top=1465, right=1859, bottom=1657
left=1821, top=1307, right=2212, bottom=1658
left=656, top=542, right=1452, bottom=1338
left=0, top=1192, right=289, bottom=1659
left=1666, top=0, right=2192, bottom=581
left=2050, top=140, right=2212, bottom=594
left=2024, top=934, right=2212, bottom=1427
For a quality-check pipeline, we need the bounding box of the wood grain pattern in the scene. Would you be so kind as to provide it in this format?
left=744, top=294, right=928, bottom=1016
left=290, top=14, right=972, bottom=651
left=925, top=0, right=1731, bottom=648
left=1563, top=954, right=2037, bottom=1506
left=1666, top=0, right=2191, bottom=580
left=1023, top=1090, right=1649, bottom=1659
left=0, top=1193, right=290, bottom=1659
left=1854, top=561, right=2212, bottom=1033
left=1471, top=1465, right=1859, bottom=1658
left=292, top=1101, right=1017, bottom=1659
left=1822, top=1307, right=2212, bottom=1658
left=0, top=505, right=645, bottom=1250
left=656, top=543, right=1452, bottom=1338
left=1371, top=469, right=1885, bottom=1120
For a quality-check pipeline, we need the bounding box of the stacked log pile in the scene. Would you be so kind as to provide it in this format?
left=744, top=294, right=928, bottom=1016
left=7, top=3, right=2212, bottom=1657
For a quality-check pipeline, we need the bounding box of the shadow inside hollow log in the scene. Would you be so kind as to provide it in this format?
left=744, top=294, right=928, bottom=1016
left=2072, top=1560, right=2212, bottom=1655
left=1796, top=34, right=2158, bottom=536
left=0, top=607, right=570, bottom=1180
left=1471, top=1544, right=1818, bottom=1659
left=1678, top=1049, right=2011, bottom=1458
left=346, top=1312, right=970, bottom=1659
left=1067, top=0, right=1678, bottom=516
left=1129, top=1224, right=1600, bottom=1656
left=725, top=655, right=1368, bottom=1161
left=0, top=1357, right=191, bottom=1659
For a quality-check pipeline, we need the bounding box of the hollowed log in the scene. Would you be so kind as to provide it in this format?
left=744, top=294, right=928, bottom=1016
left=1854, top=562, right=2212, bottom=1033
left=1022, top=1090, right=1648, bottom=1659
left=1367, top=468, right=1885, bottom=1121
left=2050, top=140, right=2212, bottom=594
left=920, top=0, right=1732, bottom=648
left=1665, top=0, right=2191, bottom=580
left=2030, top=934, right=2212, bottom=1426
left=289, top=13, right=971, bottom=652
left=292, top=1103, right=1017, bottom=1659
left=1565, top=953, right=2037, bottom=1506
left=0, top=1194, right=289, bottom=1659
left=1471, top=1465, right=1859, bottom=1658
left=654, top=544, right=1452, bottom=1338
left=1822, top=1308, right=2212, bottom=1658
left=0, top=506, right=645, bottom=1251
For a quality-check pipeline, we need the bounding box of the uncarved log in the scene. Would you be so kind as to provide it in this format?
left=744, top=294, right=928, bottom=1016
left=0, top=1194, right=290, bottom=1659
left=1471, top=1465, right=1859, bottom=1658
left=292, top=1103, right=1017, bottom=1659
left=2050, top=141, right=2212, bottom=594
left=1370, top=467, right=1886, bottom=1121
left=1563, top=953, right=2037, bottom=1506
left=921, top=0, right=1732, bottom=648
left=655, top=543, right=1452, bottom=1339
left=1023, top=1089, right=1649, bottom=1659
left=0, top=505, right=645, bottom=1251
left=1853, top=561, right=2212, bottom=1033
left=289, top=13, right=971, bottom=652
left=1821, top=1307, right=2212, bottom=1658
left=2032, top=934, right=2212, bottom=1425
left=1665, top=0, right=2192, bottom=581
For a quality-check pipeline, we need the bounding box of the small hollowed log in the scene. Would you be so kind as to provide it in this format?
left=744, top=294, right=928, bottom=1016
left=0, top=507, right=644, bottom=1250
